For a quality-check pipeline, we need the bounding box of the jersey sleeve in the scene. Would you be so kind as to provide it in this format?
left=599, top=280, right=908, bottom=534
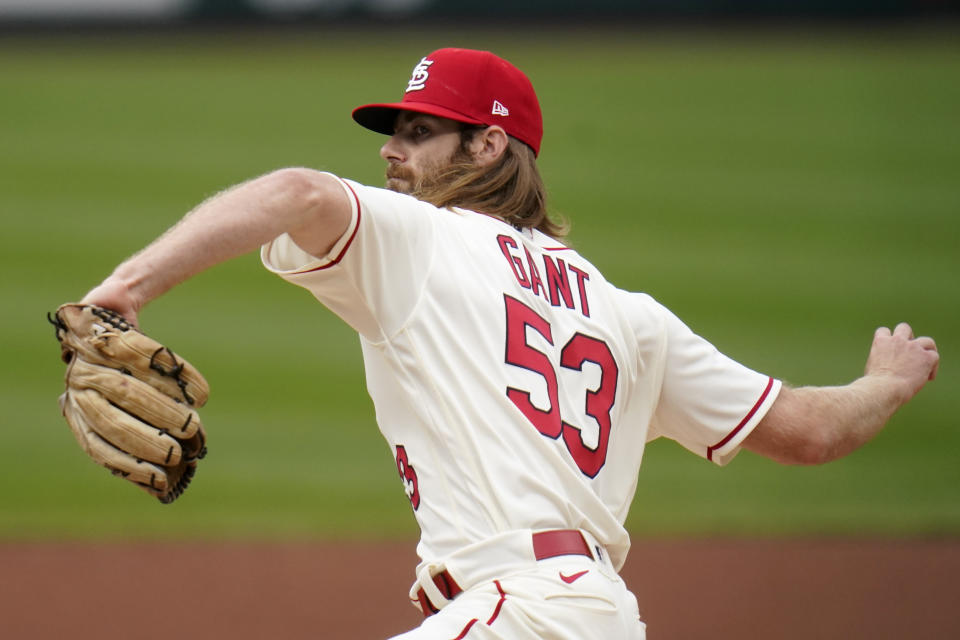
left=260, top=174, right=437, bottom=342
left=645, top=298, right=781, bottom=465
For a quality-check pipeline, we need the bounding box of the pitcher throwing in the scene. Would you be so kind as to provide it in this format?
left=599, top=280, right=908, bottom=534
left=61, top=48, right=939, bottom=638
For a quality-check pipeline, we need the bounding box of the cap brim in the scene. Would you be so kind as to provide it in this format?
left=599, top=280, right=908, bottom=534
left=352, top=101, right=486, bottom=135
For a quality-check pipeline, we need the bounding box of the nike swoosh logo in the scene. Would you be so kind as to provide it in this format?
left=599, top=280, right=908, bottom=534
left=559, top=570, right=589, bottom=584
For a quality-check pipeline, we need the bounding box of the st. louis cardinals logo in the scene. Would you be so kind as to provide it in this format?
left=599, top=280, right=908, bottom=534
left=406, top=57, right=433, bottom=92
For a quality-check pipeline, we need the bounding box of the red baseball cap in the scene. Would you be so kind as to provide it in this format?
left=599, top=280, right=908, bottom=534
left=352, top=48, right=543, bottom=156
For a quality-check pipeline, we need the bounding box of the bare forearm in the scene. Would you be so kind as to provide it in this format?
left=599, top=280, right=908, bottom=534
left=745, top=324, right=939, bottom=465
left=82, top=168, right=348, bottom=321
left=107, top=175, right=291, bottom=299
left=753, top=377, right=903, bottom=464
left=804, top=376, right=904, bottom=460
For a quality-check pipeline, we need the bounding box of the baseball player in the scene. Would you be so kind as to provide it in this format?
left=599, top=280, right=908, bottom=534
left=68, top=48, right=939, bottom=638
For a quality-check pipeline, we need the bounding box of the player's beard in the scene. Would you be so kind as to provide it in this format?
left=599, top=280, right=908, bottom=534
left=384, top=164, right=417, bottom=194
left=385, top=146, right=472, bottom=195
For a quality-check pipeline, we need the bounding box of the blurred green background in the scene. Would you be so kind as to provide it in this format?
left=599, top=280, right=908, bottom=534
left=2, top=24, right=957, bottom=541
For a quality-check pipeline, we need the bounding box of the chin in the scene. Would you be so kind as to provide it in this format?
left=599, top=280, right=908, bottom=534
left=386, top=179, right=411, bottom=194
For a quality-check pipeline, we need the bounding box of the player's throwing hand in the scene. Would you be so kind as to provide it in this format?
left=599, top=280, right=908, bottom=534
left=866, top=322, right=940, bottom=403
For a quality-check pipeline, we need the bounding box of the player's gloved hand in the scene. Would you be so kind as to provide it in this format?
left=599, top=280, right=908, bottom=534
left=48, top=303, right=210, bottom=503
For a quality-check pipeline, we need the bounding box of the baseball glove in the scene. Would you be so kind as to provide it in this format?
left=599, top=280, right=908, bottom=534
left=49, top=303, right=210, bottom=503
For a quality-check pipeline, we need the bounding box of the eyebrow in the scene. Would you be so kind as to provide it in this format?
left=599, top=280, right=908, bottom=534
left=402, top=113, right=438, bottom=125
left=392, top=112, right=428, bottom=132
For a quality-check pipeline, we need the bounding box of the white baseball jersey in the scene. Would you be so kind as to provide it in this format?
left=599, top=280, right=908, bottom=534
left=261, top=174, right=781, bottom=573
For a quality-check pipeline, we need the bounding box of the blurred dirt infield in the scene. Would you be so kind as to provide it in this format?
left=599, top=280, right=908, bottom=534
left=3, top=538, right=958, bottom=639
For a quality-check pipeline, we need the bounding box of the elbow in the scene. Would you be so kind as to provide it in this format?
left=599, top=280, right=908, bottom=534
left=749, top=387, right=843, bottom=466
left=748, top=416, right=838, bottom=466
left=789, top=424, right=838, bottom=466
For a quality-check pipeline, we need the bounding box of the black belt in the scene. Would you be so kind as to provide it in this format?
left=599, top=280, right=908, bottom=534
left=416, top=529, right=594, bottom=617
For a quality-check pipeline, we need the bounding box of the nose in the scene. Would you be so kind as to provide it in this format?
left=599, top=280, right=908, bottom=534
left=380, top=135, right=405, bottom=163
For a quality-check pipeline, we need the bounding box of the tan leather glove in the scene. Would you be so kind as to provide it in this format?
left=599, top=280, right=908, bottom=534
left=49, top=303, right=209, bottom=503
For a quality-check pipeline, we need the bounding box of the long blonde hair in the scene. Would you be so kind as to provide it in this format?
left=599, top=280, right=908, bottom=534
left=411, top=130, right=568, bottom=239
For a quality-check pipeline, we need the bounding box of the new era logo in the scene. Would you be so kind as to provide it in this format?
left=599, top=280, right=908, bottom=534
left=492, top=100, right=509, bottom=117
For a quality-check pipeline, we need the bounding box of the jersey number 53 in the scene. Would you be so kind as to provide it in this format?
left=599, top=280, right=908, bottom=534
left=504, top=295, right=619, bottom=478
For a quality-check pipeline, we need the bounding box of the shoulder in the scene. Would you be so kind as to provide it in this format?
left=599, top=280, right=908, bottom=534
left=342, top=179, right=440, bottom=216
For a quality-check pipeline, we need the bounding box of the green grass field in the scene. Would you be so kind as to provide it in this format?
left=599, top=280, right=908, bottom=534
left=2, top=25, right=957, bottom=540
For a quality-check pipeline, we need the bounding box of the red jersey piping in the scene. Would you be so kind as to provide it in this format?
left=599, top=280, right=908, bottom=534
left=296, top=179, right=362, bottom=273
left=707, top=376, right=775, bottom=462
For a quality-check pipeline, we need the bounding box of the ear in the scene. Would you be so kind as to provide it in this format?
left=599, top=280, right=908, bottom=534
left=468, top=126, right=509, bottom=167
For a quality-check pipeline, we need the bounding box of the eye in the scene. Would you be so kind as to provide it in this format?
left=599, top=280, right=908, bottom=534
left=413, top=125, right=431, bottom=138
